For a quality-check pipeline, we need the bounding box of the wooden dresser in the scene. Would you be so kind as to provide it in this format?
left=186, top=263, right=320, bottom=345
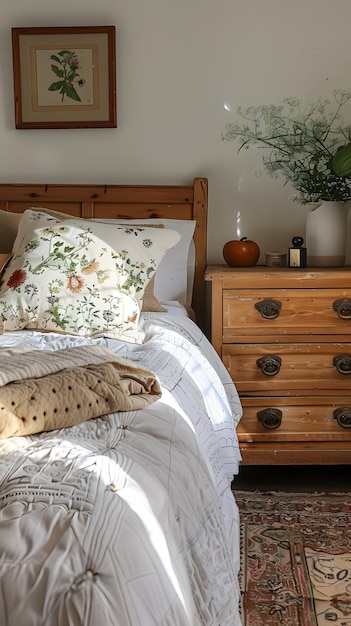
left=205, top=265, right=351, bottom=465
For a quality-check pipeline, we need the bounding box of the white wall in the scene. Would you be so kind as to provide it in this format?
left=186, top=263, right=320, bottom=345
left=1, top=0, right=351, bottom=263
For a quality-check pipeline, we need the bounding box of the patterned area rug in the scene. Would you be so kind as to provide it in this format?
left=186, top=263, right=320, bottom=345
left=235, top=490, right=351, bottom=626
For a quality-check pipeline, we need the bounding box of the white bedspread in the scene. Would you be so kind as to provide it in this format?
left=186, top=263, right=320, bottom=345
left=0, top=312, right=242, bottom=626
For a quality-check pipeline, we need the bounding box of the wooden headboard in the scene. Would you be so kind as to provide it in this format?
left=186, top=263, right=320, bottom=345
left=0, top=177, right=208, bottom=330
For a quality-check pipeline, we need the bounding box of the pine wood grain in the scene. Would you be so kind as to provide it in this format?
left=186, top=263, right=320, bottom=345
left=205, top=265, right=351, bottom=465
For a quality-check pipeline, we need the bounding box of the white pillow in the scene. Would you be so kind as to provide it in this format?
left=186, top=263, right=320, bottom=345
left=0, top=211, right=180, bottom=342
left=153, top=220, right=196, bottom=306
left=92, top=219, right=196, bottom=306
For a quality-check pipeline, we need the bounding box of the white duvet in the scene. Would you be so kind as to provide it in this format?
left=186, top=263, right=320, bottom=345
left=0, top=311, right=242, bottom=626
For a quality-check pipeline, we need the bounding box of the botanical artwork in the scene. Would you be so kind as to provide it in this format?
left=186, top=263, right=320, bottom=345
left=35, top=47, right=94, bottom=108
left=12, top=26, right=116, bottom=128
left=48, top=49, right=86, bottom=103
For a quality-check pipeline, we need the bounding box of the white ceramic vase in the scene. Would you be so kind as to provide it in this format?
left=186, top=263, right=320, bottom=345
left=305, top=200, right=350, bottom=267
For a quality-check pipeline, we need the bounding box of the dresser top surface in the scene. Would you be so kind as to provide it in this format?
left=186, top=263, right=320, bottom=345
left=205, top=264, right=351, bottom=287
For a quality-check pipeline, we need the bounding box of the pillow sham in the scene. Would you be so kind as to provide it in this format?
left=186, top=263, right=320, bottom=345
left=0, top=253, right=12, bottom=275
left=93, top=220, right=167, bottom=313
left=0, top=210, right=180, bottom=342
left=152, top=219, right=195, bottom=306
left=0, top=209, right=166, bottom=313
left=0, top=207, right=81, bottom=253
left=141, top=276, right=166, bottom=312
left=0, top=209, right=194, bottom=309
left=94, top=219, right=196, bottom=306
left=0, top=210, right=22, bottom=253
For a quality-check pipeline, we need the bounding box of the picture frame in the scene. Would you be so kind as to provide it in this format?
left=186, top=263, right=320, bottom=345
left=12, top=26, right=117, bottom=129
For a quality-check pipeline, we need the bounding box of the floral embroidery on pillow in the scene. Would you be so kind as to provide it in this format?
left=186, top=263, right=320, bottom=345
left=0, top=211, right=180, bottom=342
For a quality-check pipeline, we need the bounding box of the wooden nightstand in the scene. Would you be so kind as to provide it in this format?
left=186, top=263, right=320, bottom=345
left=205, top=265, right=351, bottom=465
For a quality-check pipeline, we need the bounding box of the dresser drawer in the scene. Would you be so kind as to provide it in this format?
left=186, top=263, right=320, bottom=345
left=223, top=288, right=351, bottom=341
left=223, top=343, right=351, bottom=394
left=205, top=265, right=351, bottom=464
left=237, top=396, right=351, bottom=443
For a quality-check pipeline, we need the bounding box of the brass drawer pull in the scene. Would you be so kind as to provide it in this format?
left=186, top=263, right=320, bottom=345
left=255, top=299, right=282, bottom=320
left=333, top=354, right=351, bottom=374
left=332, top=298, right=351, bottom=320
left=333, top=407, right=351, bottom=429
left=257, top=408, right=282, bottom=430
left=256, top=355, right=282, bottom=376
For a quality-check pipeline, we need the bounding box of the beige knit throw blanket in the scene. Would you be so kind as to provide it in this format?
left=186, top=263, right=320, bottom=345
left=0, top=344, right=161, bottom=438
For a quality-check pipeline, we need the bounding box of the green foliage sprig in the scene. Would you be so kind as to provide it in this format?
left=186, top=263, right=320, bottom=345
left=222, top=90, right=351, bottom=204
left=48, top=50, right=86, bottom=103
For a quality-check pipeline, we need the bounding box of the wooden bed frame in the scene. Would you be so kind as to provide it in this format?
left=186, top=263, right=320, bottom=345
left=0, top=177, right=208, bottom=330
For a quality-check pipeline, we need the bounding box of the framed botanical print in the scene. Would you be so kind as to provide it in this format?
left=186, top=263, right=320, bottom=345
left=12, top=25, right=117, bottom=129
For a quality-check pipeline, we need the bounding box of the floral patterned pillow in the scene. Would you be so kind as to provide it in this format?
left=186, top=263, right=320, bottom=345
left=0, top=210, right=180, bottom=342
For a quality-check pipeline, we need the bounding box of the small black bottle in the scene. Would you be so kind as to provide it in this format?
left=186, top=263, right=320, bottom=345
left=288, top=236, right=307, bottom=268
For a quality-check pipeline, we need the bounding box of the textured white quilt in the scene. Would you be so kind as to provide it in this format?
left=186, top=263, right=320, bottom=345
left=0, top=312, right=242, bottom=626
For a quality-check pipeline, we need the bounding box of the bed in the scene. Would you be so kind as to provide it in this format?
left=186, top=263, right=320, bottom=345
left=0, top=178, right=242, bottom=626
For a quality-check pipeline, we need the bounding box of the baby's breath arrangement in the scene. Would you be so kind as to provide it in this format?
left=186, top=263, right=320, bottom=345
left=222, top=89, right=351, bottom=204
